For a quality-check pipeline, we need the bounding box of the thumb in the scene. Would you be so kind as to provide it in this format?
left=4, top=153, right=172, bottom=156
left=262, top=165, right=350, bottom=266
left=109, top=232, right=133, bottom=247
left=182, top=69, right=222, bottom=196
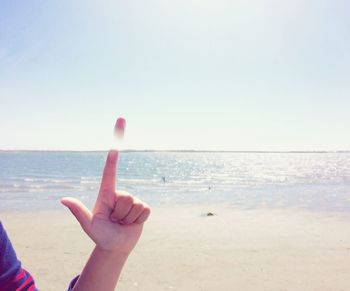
left=61, top=197, right=92, bottom=234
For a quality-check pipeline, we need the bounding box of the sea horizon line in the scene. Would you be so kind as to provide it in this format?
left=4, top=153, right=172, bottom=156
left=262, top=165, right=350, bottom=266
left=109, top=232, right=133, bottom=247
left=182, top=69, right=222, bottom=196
left=1, top=149, right=349, bottom=154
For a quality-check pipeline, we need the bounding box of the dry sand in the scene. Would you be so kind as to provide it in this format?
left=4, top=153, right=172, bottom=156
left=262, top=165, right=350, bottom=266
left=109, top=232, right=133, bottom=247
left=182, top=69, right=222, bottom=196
left=2, top=206, right=350, bottom=291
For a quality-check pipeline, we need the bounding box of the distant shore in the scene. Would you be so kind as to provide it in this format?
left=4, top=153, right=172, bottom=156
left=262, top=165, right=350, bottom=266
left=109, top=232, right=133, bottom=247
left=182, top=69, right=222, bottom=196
left=1, top=149, right=350, bottom=153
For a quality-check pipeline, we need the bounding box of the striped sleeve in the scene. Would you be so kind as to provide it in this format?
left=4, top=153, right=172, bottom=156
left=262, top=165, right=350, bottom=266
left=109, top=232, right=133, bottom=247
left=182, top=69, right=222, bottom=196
left=0, top=222, right=38, bottom=291
left=67, top=275, right=79, bottom=291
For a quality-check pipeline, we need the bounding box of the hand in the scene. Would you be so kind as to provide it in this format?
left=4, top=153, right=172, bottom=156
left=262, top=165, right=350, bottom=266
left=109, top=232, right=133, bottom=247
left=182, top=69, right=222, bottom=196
left=61, top=150, right=151, bottom=253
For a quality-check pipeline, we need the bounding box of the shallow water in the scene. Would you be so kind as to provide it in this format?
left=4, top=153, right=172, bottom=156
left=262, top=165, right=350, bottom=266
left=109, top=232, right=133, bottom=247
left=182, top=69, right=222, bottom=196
left=0, top=151, right=350, bottom=212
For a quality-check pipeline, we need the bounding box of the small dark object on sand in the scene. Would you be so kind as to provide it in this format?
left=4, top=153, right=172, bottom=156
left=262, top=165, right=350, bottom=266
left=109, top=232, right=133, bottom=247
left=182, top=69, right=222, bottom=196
left=206, top=212, right=215, bottom=216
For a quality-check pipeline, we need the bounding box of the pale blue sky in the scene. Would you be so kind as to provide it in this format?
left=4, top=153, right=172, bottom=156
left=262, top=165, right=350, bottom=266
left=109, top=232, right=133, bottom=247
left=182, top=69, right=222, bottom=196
left=0, top=0, right=349, bottom=151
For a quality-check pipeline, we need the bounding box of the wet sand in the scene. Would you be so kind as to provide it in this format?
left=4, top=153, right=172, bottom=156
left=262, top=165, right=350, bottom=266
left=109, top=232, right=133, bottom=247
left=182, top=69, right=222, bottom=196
left=2, top=206, right=350, bottom=291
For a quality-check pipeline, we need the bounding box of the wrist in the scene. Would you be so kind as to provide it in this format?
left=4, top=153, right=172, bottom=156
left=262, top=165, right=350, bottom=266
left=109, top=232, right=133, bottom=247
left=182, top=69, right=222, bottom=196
left=94, top=245, right=131, bottom=258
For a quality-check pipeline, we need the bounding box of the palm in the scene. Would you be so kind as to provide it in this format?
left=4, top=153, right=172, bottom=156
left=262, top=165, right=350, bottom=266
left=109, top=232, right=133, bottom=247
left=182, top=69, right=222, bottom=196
left=62, top=151, right=150, bottom=253
left=89, top=215, right=142, bottom=252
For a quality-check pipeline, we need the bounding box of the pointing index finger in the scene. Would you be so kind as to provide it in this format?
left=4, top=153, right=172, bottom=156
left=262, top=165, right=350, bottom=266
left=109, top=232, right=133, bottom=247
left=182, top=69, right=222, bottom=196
left=99, top=150, right=118, bottom=194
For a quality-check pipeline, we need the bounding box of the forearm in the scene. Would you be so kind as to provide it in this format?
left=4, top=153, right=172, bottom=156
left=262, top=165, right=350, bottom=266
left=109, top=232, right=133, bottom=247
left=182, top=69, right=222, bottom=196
left=72, top=246, right=129, bottom=291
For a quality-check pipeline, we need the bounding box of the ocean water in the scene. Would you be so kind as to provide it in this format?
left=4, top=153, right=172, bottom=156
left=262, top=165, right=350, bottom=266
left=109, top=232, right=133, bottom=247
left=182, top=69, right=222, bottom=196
left=0, top=151, right=350, bottom=212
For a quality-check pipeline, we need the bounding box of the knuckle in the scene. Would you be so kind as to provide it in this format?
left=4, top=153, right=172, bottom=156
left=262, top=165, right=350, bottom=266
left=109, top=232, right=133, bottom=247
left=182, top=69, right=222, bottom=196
left=134, top=202, right=144, bottom=210
left=116, top=189, right=129, bottom=196
left=120, top=195, right=134, bottom=204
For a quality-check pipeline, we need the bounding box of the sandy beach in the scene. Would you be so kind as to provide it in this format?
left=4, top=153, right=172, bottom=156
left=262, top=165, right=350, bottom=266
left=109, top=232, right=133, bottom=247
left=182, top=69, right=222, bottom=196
left=2, top=205, right=350, bottom=291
